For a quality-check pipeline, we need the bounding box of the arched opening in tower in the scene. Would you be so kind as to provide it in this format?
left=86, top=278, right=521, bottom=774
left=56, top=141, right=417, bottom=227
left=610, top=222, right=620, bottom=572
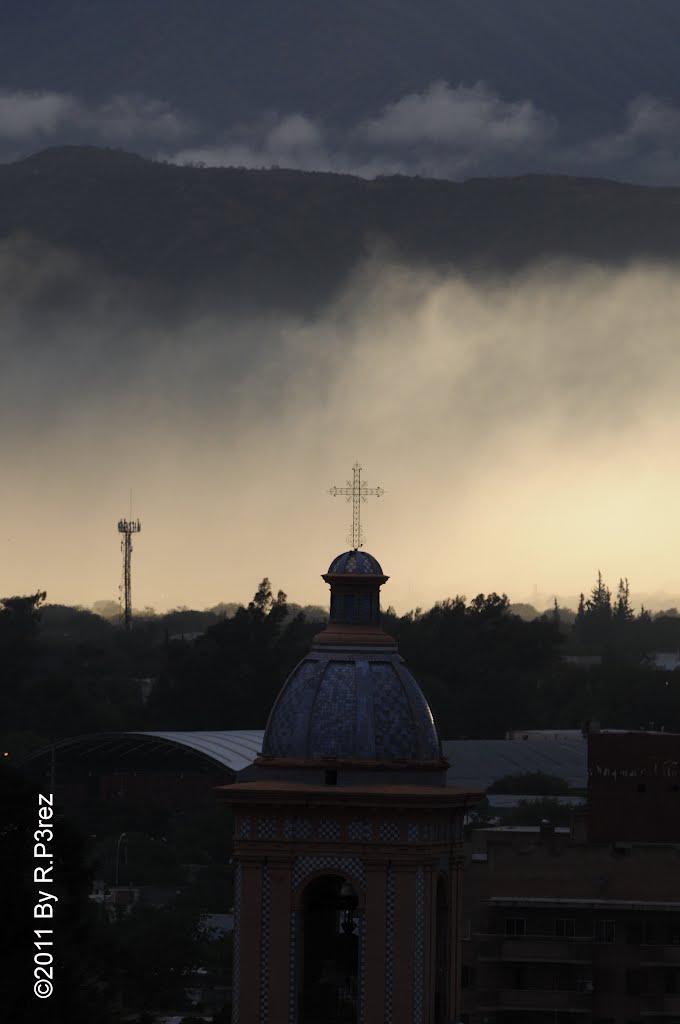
left=300, top=874, right=359, bottom=1023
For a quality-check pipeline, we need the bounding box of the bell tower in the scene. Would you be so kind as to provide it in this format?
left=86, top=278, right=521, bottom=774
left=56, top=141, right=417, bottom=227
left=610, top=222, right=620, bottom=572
left=220, top=549, right=479, bottom=1023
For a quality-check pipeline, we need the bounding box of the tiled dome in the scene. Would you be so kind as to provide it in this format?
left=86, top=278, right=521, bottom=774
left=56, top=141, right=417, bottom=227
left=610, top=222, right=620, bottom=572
left=262, top=649, right=441, bottom=762
left=327, top=550, right=383, bottom=575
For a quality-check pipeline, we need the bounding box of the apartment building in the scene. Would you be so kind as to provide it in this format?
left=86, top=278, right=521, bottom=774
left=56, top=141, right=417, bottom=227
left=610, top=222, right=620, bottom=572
left=460, top=729, right=680, bottom=1024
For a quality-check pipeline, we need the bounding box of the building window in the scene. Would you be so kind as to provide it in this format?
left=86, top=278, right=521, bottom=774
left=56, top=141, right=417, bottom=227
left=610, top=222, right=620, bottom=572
left=461, top=917, right=471, bottom=941
left=513, top=966, right=527, bottom=989
left=461, top=964, right=475, bottom=989
left=594, top=920, right=615, bottom=943
left=626, top=969, right=647, bottom=995
left=555, top=918, right=576, bottom=938
left=505, top=918, right=526, bottom=937
left=626, top=921, right=643, bottom=944
left=665, top=968, right=680, bottom=994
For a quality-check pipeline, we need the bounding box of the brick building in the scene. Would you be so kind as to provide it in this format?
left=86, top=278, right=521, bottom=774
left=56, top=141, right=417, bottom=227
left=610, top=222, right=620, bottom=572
left=460, top=730, right=680, bottom=1024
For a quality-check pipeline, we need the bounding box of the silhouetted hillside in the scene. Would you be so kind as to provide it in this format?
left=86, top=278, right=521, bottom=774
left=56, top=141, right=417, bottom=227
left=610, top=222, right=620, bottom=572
left=3, top=147, right=680, bottom=312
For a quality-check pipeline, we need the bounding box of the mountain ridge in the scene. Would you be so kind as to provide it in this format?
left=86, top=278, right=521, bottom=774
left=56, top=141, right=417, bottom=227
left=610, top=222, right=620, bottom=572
left=3, top=145, right=680, bottom=312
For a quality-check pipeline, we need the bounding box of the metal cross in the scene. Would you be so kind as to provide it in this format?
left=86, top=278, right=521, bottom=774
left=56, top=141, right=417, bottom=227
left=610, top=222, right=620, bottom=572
left=329, top=461, right=384, bottom=550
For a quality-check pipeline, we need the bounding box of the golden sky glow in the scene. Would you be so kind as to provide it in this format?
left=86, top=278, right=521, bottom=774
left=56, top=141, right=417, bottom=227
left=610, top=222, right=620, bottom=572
left=2, top=244, right=680, bottom=615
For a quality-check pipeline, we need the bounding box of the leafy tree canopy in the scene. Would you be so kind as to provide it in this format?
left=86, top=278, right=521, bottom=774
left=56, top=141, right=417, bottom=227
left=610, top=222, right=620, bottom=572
left=487, top=771, right=572, bottom=795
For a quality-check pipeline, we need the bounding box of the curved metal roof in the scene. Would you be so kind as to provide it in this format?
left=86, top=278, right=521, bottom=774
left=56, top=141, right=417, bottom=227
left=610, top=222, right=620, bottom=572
left=442, top=738, right=587, bottom=791
left=18, top=729, right=265, bottom=774
left=18, top=731, right=586, bottom=789
left=139, top=730, right=265, bottom=771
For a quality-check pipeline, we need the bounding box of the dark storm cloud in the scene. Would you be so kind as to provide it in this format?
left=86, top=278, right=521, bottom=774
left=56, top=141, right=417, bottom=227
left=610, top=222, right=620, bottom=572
left=0, top=89, right=193, bottom=145
left=170, top=81, right=680, bottom=185
left=3, top=81, right=680, bottom=183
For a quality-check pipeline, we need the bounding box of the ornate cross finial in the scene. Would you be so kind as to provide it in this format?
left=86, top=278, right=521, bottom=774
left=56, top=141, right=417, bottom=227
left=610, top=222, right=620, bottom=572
left=329, top=461, right=384, bottom=549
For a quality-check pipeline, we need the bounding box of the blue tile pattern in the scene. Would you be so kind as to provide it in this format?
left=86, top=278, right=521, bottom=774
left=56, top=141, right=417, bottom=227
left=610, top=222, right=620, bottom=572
left=348, top=820, right=373, bottom=842
left=291, top=817, right=313, bottom=841
left=327, top=550, right=383, bottom=575
left=379, top=821, right=400, bottom=842
left=232, top=862, right=242, bottom=1023
left=264, top=659, right=321, bottom=757
left=358, top=905, right=366, bottom=1023
left=288, top=909, right=298, bottom=1024
left=309, top=661, right=356, bottom=758
left=318, top=819, right=341, bottom=841
left=263, top=651, right=441, bottom=762
left=260, top=863, right=270, bottom=1024
left=413, top=866, right=425, bottom=1024
left=292, top=855, right=365, bottom=891
left=257, top=816, right=277, bottom=840
left=384, top=865, right=395, bottom=1024
left=372, top=662, right=420, bottom=759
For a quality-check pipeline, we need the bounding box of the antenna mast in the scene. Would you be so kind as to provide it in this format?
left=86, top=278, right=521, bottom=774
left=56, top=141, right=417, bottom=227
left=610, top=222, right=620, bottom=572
left=117, top=518, right=141, bottom=630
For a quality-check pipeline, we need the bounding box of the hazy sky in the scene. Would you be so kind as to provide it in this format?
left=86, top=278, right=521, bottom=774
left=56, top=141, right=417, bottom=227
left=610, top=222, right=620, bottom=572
left=2, top=238, right=680, bottom=614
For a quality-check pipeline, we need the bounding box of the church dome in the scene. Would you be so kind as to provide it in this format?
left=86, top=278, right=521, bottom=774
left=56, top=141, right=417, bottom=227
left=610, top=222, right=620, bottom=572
left=327, top=550, right=383, bottom=575
left=260, top=549, right=442, bottom=765
left=262, top=649, right=441, bottom=762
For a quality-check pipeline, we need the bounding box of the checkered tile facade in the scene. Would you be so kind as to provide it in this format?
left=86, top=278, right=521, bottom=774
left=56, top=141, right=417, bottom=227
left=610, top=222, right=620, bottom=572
left=318, top=818, right=341, bottom=841
left=379, top=821, right=400, bottom=842
left=259, top=863, right=271, bottom=1023
left=237, top=815, right=251, bottom=840
left=292, top=855, right=365, bottom=890
left=348, top=819, right=372, bottom=842
left=232, top=862, right=242, bottom=1023
left=383, top=865, right=395, bottom=1024
left=257, top=816, right=277, bottom=840
left=412, top=865, right=425, bottom=1024
left=283, top=816, right=313, bottom=841
left=407, top=821, right=439, bottom=842
left=288, top=908, right=298, bottom=1024
left=358, top=903, right=366, bottom=1021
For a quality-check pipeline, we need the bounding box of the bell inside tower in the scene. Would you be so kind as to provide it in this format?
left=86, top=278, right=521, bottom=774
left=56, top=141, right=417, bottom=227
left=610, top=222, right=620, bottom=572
left=301, top=874, right=359, bottom=1023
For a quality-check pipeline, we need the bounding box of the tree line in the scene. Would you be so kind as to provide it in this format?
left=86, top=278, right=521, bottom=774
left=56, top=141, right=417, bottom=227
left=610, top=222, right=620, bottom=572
left=4, top=571, right=680, bottom=761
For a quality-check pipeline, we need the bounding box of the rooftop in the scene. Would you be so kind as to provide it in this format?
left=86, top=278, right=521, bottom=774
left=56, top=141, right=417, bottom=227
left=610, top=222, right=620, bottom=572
left=19, top=732, right=588, bottom=790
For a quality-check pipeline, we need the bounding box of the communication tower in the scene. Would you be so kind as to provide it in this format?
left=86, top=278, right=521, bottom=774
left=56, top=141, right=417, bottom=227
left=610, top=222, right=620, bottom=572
left=117, top=518, right=141, bottom=630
